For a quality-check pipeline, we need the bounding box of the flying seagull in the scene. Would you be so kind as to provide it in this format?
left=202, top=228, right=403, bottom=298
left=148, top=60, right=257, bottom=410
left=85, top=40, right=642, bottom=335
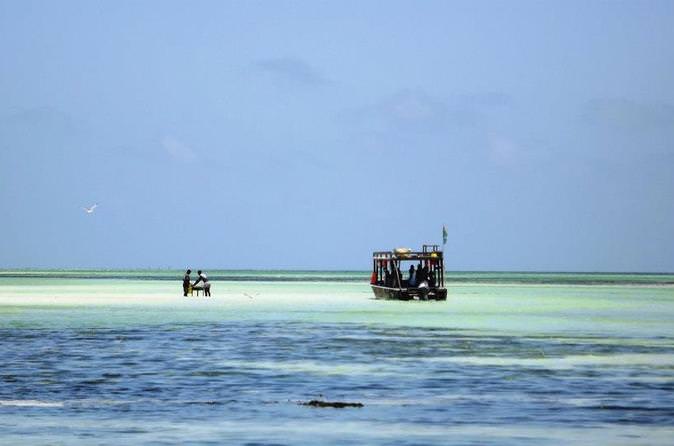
left=83, top=203, right=98, bottom=214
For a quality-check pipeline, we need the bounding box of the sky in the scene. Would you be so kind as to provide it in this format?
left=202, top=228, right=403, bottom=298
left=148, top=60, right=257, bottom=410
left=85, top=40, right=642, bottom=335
left=1, top=0, right=673, bottom=271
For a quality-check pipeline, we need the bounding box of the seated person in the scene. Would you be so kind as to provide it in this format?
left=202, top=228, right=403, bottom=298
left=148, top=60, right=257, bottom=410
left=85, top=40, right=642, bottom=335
left=192, top=270, right=211, bottom=296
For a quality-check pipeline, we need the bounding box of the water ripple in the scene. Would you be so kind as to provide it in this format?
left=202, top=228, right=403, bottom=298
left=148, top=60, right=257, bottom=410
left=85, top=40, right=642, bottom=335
left=1, top=322, right=674, bottom=444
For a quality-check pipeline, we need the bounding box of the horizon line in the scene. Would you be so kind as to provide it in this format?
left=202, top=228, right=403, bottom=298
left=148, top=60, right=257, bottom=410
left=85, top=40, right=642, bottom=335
left=1, top=268, right=673, bottom=275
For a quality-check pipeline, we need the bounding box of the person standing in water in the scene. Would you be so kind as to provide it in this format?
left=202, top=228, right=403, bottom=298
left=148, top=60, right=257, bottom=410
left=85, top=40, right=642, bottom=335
left=193, top=270, right=211, bottom=297
left=183, top=269, right=192, bottom=296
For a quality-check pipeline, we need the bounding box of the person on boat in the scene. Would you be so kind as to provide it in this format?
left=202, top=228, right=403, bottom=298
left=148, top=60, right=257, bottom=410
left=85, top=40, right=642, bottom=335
left=398, top=266, right=407, bottom=287
left=394, top=266, right=402, bottom=288
left=408, top=265, right=416, bottom=287
left=389, top=266, right=397, bottom=288
left=384, top=267, right=392, bottom=287
left=419, top=265, right=428, bottom=285
left=193, top=270, right=211, bottom=296
left=183, top=269, right=192, bottom=296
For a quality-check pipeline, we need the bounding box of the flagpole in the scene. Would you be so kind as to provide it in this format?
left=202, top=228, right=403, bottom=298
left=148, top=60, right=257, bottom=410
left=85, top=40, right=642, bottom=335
left=442, top=225, right=448, bottom=252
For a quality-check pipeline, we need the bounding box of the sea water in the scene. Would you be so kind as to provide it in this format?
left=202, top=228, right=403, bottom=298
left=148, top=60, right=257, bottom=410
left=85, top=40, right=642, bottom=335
left=1, top=271, right=673, bottom=445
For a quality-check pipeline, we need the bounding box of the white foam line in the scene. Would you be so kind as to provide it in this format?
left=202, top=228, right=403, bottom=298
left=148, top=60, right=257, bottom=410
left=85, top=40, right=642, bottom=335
left=423, top=353, right=674, bottom=368
left=0, top=399, right=63, bottom=408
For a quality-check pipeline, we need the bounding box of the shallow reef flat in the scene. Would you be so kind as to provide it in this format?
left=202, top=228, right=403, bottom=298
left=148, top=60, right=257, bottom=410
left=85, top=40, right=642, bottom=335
left=1, top=273, right=673, bottom=445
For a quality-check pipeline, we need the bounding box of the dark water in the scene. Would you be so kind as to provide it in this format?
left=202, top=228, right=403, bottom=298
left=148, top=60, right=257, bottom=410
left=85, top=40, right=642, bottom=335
left=2, top=322, right=674, bottom=445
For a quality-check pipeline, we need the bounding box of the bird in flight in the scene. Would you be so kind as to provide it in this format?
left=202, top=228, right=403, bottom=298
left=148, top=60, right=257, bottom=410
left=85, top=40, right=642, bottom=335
left=83, top=203, right=99, bottom=214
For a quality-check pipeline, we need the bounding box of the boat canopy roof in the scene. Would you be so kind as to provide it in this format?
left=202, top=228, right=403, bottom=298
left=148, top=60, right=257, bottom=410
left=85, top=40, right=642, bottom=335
left=372, top=244, right=443, bottom=261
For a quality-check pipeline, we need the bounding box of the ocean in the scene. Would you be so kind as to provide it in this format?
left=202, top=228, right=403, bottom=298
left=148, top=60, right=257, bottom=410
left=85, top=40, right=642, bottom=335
left=1, top=271, right=673, bottom=445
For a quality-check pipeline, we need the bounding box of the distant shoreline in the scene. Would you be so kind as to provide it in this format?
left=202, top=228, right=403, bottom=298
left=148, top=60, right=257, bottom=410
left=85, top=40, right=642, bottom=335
left=1, top=270, right=673, bottom=286
left=1, top=268, right=673, bottom=274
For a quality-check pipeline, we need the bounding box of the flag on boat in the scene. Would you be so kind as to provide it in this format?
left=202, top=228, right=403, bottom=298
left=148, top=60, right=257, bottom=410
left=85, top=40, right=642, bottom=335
left=442, top=225, right=448, bottom=246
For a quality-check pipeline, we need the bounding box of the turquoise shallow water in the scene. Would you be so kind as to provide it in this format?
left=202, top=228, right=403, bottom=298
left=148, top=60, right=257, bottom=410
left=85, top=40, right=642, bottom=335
left=1, top=271, right=673, bottom=445
left=2, top=269, right=674, bottom=285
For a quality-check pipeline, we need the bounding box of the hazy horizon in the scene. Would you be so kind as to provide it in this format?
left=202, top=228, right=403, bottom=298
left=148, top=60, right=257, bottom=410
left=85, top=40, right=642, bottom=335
left=1, top=267, right=673, bottom=276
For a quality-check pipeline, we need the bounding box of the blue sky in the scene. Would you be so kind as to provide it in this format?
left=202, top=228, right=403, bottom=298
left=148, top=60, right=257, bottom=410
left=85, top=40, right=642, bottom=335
left=1, top=0, right=673, bottom=271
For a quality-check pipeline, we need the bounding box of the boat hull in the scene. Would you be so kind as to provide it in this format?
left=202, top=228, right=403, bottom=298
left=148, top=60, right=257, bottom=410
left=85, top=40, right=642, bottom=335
left=371, top=285, right=447, bottom=301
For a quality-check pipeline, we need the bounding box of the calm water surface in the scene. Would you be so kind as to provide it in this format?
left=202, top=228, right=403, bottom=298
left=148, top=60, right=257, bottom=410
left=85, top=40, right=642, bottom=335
left=1, top=271, right=673, bottom=445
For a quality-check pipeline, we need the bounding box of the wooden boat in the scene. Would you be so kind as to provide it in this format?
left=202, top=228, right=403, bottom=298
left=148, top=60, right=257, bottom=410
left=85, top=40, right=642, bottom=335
left=370, top=245, right=447, bottom=301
